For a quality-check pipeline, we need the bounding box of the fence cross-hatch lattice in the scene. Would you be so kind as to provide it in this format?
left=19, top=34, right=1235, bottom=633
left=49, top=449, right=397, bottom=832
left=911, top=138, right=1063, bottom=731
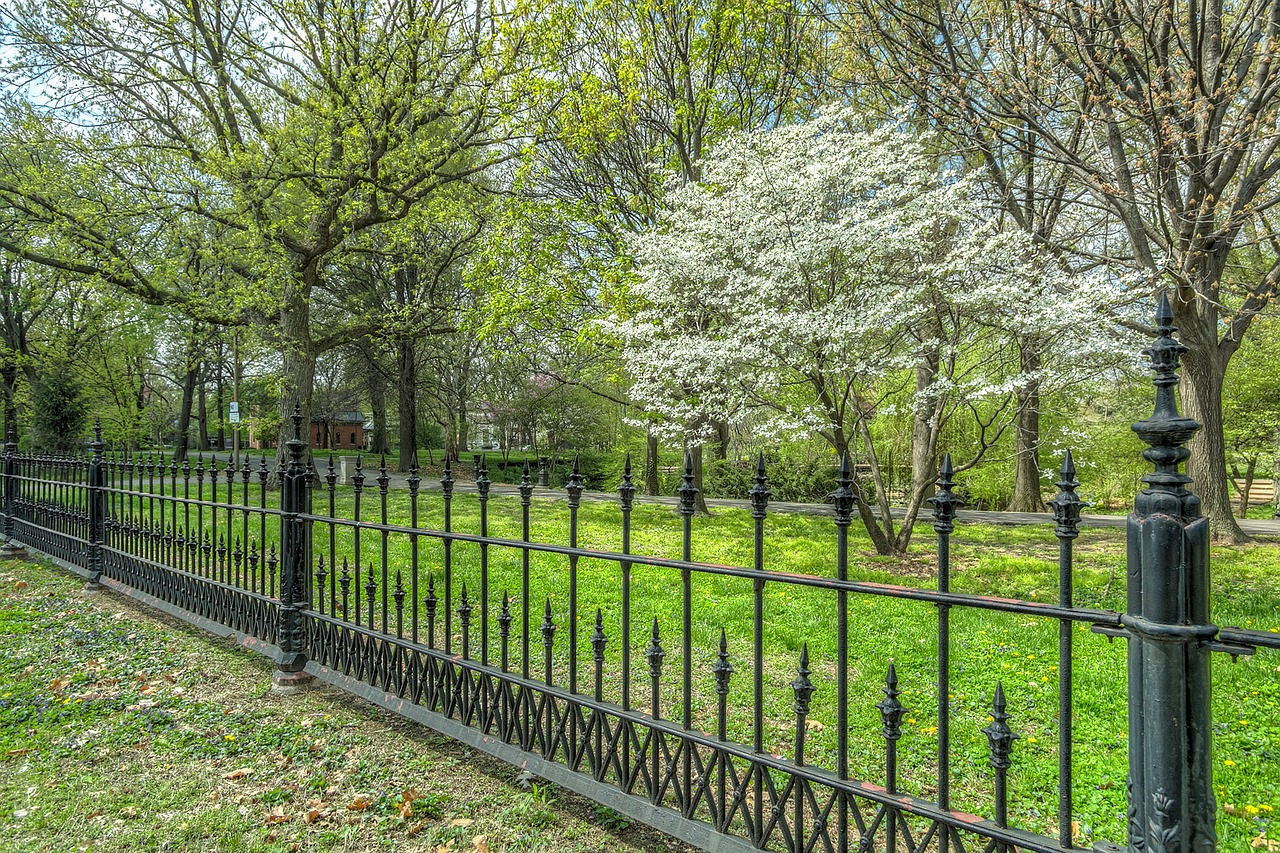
left=3, top=294, right=1277, bottom=853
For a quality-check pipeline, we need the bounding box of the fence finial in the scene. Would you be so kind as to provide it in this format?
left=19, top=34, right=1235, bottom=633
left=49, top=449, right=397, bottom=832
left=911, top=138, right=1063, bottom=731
left=712, top=627, right=733, bottom=695
left=749, top=452, right=770, bottom=520
left=831, top=452, right=857, bottom=525
left=928, top=453, right=964, bottom=534
left=565, top=454, right=583, bottom=508
left=676, top=450, right=698, bottom=516
left=1048, top=450, right=1085, bottom=540
left=618, top=453, right=636, bottom=510
left=1132, top=291, right=1200, bottom=496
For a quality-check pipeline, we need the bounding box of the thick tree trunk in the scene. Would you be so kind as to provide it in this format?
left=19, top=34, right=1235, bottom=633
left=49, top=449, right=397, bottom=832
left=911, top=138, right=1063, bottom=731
left=277, top=271, right=317, bottom=475
left=1178, top=331, right=1247, bottom=542
left=712, top=420, right=729, bottom=461
left=397, top=338, right=417, bottom=472
left=644, top=430, right=660, bottom=496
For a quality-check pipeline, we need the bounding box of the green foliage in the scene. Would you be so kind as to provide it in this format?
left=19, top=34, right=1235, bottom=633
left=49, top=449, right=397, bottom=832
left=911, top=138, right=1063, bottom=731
left=1224, top=310, right=1280, bottom=471
left=29, top=360, right=87, bottom=453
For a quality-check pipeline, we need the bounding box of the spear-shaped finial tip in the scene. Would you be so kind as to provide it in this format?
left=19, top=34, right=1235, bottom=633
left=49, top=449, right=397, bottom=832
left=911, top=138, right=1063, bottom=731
left=719, top=626, right=728, bottom=652
left=623, top=453, right=631, bottom=475
left=683, top=449, right=693, bottom=474
left=839, top=452, right=851, bottom=478
left=522, top=459, right=530, bottom=475
left=572, top=453, right=580, bottom=474
left=939, top=452, right=954, bottom=479
left=756, top=451, right=766, bottom=476
left=1155, top=289, right=1174, bottom=327
left=1061, top=449, right=1076, bottom=479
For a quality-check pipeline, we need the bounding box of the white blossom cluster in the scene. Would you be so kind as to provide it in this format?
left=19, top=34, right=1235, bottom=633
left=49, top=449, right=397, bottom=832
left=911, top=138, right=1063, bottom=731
left=608, top=109, right=1134, bottom=445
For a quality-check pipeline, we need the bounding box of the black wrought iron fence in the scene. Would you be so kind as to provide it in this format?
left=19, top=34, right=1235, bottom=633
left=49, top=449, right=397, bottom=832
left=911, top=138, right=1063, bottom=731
left=2, top=296, right=1277, bottom=853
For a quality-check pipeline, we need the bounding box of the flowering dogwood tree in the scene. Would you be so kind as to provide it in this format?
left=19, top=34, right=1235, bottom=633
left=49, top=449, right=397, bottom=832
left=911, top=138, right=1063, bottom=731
left=611, top=110, right=1128, bottom=555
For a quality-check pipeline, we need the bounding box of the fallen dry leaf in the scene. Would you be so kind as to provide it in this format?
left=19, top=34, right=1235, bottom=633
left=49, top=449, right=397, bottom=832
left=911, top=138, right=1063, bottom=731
left=303, top=808, right=321, bottom=824
left=449, top=818, right=475, bottom=828
left=1226, top=804, right=1241, bottom=816
left=264, top=806, right=290, bottom=825
left=347, top=794, right=372, bottom=811
left=472, top=835, right=489, bottom=853
left=222, top=768, right=253, bottom=781
left=805, top=720, right=825, bottom=732
left=399, top=800, right=413, bottom=819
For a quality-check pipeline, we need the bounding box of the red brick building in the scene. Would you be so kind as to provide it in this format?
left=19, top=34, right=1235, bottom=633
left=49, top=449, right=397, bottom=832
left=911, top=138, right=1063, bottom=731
left=312, top=412, right=366, bottom=450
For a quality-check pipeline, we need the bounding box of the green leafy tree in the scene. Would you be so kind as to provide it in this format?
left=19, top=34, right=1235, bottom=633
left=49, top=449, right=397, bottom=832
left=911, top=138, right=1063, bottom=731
left=1, top=0, right=547, bottom=461
left=30, top=358, right=87, bottom=453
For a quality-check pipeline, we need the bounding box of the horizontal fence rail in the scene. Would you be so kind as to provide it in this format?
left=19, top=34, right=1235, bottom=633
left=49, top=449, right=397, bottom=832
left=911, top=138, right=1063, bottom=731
left=1, top=297, right=1272, bottom=853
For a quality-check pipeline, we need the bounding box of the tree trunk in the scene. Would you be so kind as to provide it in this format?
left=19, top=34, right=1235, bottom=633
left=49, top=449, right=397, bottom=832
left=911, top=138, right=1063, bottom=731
left=277, top=271, right=317, bottom=475
left=1236, top=457, right=1256, bottom=519
left=197, top=376, right=209, bottom=452
left=644, top=430, right=660, bottom=496
left=1178, top=332, right=1247, bottom=543
left=397, top=338, right=417, bottom=472
left=691, top=442, right=710, bottom=515
left=859, top=418, right=900, bottom=553
left=712, top=420, right=730, bottom=461
left=174, top=361, right=198, bottom=461
left=370, top=380, right=388, bottom=456
left=214, top=350, right=225, bottom=451
left=910, top=354, right=939, bottom=505
left=1008, top=343, right=1045, bottom=512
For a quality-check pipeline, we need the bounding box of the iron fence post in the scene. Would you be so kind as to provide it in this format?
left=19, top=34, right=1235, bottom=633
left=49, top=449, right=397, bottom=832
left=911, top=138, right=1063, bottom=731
left=1123, top=293, right=1215, bottom=853
left=86, top=419, right=105, bottom=586
left=1, top=423, right=15, bottom=543
left=274, top=403, right=311, bottom=690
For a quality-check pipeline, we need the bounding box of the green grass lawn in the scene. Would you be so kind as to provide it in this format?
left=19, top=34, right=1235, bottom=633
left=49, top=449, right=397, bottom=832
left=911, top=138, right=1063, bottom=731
left=104, top=480, right=1280, bottom=851
left=0, top=558, right=697, bottom=853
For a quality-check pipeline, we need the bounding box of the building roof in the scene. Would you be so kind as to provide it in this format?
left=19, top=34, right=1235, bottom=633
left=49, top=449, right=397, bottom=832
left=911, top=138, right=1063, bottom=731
left=319, top=411, right=365, bottom=424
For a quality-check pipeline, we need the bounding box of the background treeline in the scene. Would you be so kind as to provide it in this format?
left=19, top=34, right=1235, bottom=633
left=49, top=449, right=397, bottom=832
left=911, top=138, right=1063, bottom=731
left=2, top=0, right=1280, bottom=556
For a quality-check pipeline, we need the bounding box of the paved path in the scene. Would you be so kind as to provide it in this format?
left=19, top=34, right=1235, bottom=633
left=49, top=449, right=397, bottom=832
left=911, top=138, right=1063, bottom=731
left=191, top=452, right=1280, bottom=536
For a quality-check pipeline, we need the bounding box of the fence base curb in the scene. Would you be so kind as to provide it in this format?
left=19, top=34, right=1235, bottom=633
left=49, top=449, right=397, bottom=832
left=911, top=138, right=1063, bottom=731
left=302, top=661, right=761, bottom=853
